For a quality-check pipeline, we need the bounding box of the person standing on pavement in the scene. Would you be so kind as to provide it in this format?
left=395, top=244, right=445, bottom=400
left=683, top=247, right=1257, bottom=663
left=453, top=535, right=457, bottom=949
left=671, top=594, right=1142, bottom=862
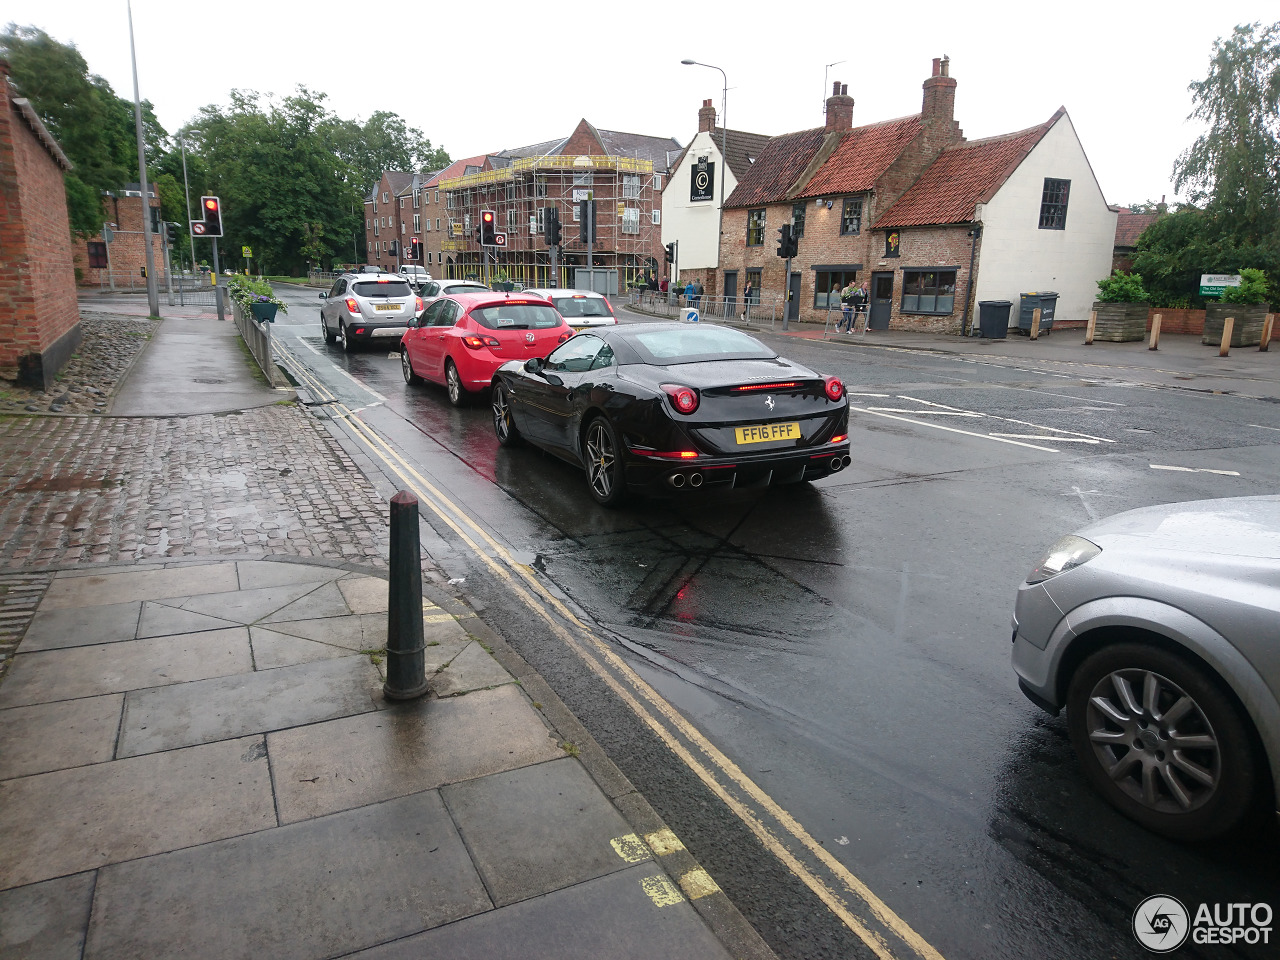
left=839, top=281, right=857, bottom=332
left=741, top=279, right=754, bottom=320
left=684, top=279, right=695, bottom=305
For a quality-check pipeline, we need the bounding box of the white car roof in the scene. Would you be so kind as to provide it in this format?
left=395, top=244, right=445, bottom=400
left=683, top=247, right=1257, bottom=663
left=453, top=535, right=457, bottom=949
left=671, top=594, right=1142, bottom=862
left=523, top=288, right=608, bottom=299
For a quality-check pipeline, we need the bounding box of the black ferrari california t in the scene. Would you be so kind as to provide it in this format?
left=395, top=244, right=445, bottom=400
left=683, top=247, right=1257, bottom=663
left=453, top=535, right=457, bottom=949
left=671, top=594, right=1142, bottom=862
left=490, top=322, right=851, bottom=506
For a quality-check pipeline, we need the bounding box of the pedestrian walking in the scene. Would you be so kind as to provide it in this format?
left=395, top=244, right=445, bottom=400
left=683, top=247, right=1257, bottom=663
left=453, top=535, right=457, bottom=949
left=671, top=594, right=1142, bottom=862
left=839, top=281, right=857, bottom=333
left=852, top=280, right=870, bottom=332
left=684, top=279, right=695, bottom=303
left=741, top=280, right=754, bottom=320
left=693, top=279, right=704, bottom=310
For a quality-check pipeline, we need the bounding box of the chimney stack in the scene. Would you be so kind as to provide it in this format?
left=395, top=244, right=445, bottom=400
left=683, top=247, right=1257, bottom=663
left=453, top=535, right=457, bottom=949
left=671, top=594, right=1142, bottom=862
left=825, top=81, right=855, bottom=131
left=698, top=99, right=717, bottom=134
left=922, top=55, right=957, bottom=134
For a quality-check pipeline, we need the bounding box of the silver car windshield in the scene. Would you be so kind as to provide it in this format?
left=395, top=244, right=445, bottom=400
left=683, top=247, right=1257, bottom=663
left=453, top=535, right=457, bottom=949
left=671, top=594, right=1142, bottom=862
left=552, top=297, right=611, bottom=318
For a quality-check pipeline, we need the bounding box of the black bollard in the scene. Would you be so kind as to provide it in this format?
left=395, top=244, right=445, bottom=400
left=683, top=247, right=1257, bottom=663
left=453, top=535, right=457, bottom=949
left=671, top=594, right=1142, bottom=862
left=384, top=491, right=429, bottom=700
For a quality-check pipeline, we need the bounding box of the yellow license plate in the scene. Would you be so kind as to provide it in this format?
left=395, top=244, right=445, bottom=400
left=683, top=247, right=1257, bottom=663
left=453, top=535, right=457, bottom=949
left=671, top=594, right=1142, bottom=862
left=735, top=422, right=801, bottom=444
left=375, top=303, right=401, bottom=312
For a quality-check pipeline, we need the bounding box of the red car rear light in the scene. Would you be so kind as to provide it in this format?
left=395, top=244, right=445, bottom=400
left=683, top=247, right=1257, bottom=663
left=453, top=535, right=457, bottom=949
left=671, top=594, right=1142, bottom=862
left=831, top=433, right=848, bottom=443
left=824, top=376, right=845, bottom=401
left=647, top=449, right=700, bottom=459
left=353, top=327, right=366, bottom=335
left=730, top=381, right=800, bottom=392
left=462, top=335, right=501, bottom=350
left=415, top=297, right=424, bottom=312
left=345, top=298, right=360, bottom=313
left=557, top=331, right=572, bottom=343
left=661, top=384, right=699, bottom=414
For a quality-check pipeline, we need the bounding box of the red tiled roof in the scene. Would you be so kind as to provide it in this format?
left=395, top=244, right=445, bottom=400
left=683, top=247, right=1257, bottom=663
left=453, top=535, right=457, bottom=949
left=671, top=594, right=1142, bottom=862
left=799, top=116, right=922, bottom=197
left=874, top=112, right=1060, bottom=228
left=724, top=128, right=828, bottom=209
left=424, top=155, right=491, bottom=187
left=1114, top=211, right=1160, bottom=247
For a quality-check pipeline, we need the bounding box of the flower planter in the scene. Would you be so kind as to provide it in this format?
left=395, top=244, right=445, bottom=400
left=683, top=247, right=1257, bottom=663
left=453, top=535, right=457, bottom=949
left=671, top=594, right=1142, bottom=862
left=1090, top=301, right=1149, bottom=342
left=250, top=301, right=279, bottom=323
left=1202, top=303, right=1269, bottom=346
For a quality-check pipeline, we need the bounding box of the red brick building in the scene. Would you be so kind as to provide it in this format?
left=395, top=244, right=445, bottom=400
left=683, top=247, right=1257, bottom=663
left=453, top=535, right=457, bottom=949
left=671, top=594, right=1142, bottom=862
left=0, top=62, right=79, bottom=389
left=71, top=184, right=165, bottom=289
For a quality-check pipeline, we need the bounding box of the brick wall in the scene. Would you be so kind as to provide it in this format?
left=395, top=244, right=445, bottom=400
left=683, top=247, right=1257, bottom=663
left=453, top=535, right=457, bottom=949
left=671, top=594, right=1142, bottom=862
left=0, top=68, right=81, bottom=388
left=70, top=191, right=164, bottom=286
left=1145, top=307, right=1204, bottom=336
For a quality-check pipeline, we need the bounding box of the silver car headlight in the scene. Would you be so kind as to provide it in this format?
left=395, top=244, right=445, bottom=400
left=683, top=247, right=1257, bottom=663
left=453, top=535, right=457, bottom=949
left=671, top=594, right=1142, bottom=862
left=1026, top=535, right=1101, bottom=584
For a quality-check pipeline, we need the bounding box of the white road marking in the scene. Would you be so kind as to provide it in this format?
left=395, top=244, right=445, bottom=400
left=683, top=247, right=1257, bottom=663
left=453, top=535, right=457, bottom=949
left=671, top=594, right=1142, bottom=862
left=1066, top=487, right=1101, bottom=520
left=1150, top=464, right=1241, bottom=476
left=853, top=407, right=1059, bottom=452
left=990, top=434, right=1100, bottom=443
left=1249, top=423, right=1280, bottom=432
left=867, top=408, right=983, bottom=417
left=993, top=413, right=1115, bottom=443
left=847, top=392, right=892, bottom=398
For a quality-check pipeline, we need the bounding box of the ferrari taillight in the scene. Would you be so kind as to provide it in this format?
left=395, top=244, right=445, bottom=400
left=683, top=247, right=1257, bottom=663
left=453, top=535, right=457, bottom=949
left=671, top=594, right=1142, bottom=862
left=661, top=384, right=699, bottom=414
left=461, top=335, right=501, bottom=350
left=824, top=376, right=845, bottom=401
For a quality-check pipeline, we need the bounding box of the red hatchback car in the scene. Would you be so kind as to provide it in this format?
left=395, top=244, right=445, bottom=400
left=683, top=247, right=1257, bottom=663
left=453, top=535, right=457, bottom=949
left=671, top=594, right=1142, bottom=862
left=400, top=292, right=574, bottom=406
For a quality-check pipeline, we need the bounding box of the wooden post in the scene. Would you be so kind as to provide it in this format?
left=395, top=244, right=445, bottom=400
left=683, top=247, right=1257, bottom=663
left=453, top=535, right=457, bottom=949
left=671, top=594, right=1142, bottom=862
left=1261, top=313, right=1274, bottom=352
left=1030, top=307, right=1042, bottom=340
left=1084, top=309, right=1097, bottom=345
left=1148, top=313, right=1162, bottom=351
left=1219, top=317, right=1234, bottom=357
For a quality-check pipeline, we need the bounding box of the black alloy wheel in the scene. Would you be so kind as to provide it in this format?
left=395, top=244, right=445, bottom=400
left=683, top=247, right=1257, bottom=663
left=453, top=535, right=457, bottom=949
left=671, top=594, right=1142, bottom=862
left=1066, top=642, right=1257, bottom=841
left=492, top=383, right=521, bottom=446
left=584, top=416, right=627, bottom=507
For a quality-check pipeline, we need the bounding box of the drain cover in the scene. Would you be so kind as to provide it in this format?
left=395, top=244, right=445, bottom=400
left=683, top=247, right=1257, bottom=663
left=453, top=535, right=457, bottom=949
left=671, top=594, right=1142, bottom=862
left=193, top=378, right=228, bottom=384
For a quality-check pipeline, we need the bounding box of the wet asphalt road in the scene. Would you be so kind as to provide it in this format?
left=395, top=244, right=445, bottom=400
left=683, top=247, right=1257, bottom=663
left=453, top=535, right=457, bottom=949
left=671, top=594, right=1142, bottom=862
left=272, top=285, right=1280, bottom=960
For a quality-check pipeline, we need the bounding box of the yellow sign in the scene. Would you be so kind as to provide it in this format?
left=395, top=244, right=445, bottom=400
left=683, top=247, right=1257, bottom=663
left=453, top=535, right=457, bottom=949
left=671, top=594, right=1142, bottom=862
left=242, top=246, right=253, bottom=258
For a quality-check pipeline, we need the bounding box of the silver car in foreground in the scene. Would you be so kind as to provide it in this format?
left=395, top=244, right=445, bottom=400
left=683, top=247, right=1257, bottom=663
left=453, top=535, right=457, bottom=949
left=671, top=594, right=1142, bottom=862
left=1012, top=496, right=1280, bottom=840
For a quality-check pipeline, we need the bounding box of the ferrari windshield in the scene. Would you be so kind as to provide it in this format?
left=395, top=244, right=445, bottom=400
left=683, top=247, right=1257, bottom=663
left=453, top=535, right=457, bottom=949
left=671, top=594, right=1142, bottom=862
left=628, top=327, right=776, bottom=364
left=471, top=303, right=562, bottom=330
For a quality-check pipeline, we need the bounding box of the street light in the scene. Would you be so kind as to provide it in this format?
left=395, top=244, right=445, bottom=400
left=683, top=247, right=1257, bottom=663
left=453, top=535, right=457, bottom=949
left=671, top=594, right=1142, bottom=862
left=680, top=59, right=728, bottom=286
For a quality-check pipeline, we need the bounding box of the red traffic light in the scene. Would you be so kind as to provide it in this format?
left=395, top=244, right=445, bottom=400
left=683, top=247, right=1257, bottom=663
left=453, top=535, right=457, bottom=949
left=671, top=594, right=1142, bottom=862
left=480, top=209, right=497, bottom=245
left=199, top=195, right=223, bottom=237
left=482, top=211, right=494, bottom=224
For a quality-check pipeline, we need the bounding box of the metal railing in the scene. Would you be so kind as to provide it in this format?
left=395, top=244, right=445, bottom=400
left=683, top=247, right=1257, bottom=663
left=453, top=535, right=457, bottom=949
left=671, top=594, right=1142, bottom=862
left=231, top=299, right=288, bottom=388
left=628, top=290, right=784, bottom=329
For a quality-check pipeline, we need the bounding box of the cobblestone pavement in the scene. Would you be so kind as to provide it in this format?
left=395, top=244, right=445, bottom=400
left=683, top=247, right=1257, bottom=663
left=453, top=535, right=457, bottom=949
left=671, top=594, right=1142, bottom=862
left=0, top=313, right=399, bottom=684
left=0, top=314, right=159, bottom=416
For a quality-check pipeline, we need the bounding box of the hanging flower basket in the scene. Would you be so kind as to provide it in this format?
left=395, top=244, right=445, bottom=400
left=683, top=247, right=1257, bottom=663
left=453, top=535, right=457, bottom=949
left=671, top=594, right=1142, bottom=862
left=250, top=301, right=279, bottom=323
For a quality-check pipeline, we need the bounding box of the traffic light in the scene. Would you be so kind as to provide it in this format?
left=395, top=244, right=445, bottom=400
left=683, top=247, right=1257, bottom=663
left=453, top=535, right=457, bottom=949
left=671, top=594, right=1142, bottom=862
left=664, top=242, right=676, bottom=264
left=776, top=224, right=792, bottom=259
left=579, top=199, right=596, bottom=244
left=480, top=210, right=497, bottom=245
left=389, top=239, right=399, bottom=257
left=166, top=222, right=178, bottom=243
left=544, top=207, right=562, bottom=247
left=409, top=237, right=421, bottom=261
left=200, top=196, right=222, bottom=237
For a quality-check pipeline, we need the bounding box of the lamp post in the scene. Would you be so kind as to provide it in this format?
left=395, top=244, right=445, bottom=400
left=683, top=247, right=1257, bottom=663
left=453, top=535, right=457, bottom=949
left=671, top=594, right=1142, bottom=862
left=680, top=59, right=727, bottom=297
left=127, top=0, right=159, bottom=318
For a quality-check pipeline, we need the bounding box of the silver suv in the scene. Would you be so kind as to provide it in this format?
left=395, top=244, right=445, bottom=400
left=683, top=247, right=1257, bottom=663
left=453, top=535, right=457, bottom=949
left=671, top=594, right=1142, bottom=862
left=318, top=273, right=424, bottom=352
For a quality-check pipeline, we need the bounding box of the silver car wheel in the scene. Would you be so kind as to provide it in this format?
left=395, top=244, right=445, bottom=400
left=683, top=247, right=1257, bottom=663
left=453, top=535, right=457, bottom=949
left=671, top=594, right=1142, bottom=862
left=1084, top=667, right=1220, bottom=814
left=445, top=361, right=464, bottom=406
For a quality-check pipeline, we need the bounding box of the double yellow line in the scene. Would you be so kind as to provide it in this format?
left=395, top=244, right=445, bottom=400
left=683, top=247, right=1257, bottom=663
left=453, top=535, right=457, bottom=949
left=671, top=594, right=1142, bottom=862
left=278, top=344, right=947, bottom=960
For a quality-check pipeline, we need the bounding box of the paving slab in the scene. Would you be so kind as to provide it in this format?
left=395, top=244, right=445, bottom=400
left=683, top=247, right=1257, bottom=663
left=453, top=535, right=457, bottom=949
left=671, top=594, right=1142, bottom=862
left=83, top=790, right=490, bottom=960
left=19, top=601, right=143, bottom=651
left=423, top=634, right=471, bottom=675
left=0, top=628, right=252, bottom=709
left=0, top=694, right=123, bottom=780
left=168, top=580, right=333, bottom=625
left=118, top=656, right=381, bottom=757
left=344, top=863, right=733, bottom=960
left=0, top=735, right=275, bottom=890
left=257, top=613, right=369, bottom=650
left=135, top=601, right=239, bottom=639
left=249, top=626, right=360, bottom=670
left=337, top=576, right=388, bottom=614
left=38, top=565, right=241, bottom=610
left=261, top=580, right=355, bottom=622
left=442, top=757, right=646, bottom=907
left=0, top=872, right=96, bottom=960
left=236, top=560, right=350, bottom=590
left=432, top=639, right=516, bottom=697
left=268, top=684, right=562, bottom=824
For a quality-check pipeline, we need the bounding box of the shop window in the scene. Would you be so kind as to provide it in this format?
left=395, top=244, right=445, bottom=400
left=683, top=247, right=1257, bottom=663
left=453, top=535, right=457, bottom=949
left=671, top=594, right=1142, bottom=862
left=813, top=270, right=859, bottom=310
left=900, top=269, right=957, bottom=314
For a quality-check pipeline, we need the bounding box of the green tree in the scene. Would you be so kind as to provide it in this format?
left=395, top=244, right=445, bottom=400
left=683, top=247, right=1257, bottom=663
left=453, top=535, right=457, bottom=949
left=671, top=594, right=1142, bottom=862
left=1, top=24, right=168, bottom=235
left=1134, top=22, right=1280, bottom=306
left=332, top=110, right=451, bottom=191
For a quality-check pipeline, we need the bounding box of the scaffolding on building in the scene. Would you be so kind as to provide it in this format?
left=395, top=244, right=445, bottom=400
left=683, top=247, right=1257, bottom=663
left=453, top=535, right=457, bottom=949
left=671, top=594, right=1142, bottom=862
left=437, top=155, right=662, bottom=290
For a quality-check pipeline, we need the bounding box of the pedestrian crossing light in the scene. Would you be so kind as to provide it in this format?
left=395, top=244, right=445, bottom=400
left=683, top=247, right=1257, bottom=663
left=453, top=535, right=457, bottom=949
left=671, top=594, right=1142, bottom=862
left=480, top=210, right=497, bottom=246
left=200, top=196, right=223, bottom=237
left=665, top=242, right=676, bottom=264
left=409, top=237, right=421, bottom=261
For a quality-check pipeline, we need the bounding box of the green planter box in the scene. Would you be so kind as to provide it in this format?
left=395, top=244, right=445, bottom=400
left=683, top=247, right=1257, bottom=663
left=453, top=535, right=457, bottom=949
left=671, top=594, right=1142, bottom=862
left=1202, top=303, right=1268, bottom=346
left=250, top=302, right=279, bottom=323
left=1091, top=301, right=1149, bottom=342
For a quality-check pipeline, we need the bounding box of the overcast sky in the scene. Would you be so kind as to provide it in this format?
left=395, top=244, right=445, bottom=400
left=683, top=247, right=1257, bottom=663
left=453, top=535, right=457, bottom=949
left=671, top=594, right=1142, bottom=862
left=12, top=0, right=1272, bottom=206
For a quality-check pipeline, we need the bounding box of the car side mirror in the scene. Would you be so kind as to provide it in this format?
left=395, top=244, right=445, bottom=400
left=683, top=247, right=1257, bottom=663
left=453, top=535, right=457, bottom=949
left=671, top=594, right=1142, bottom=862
left=318, top=293, right=326, bottom=299
left=524, top=357, right=544, bottom=374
